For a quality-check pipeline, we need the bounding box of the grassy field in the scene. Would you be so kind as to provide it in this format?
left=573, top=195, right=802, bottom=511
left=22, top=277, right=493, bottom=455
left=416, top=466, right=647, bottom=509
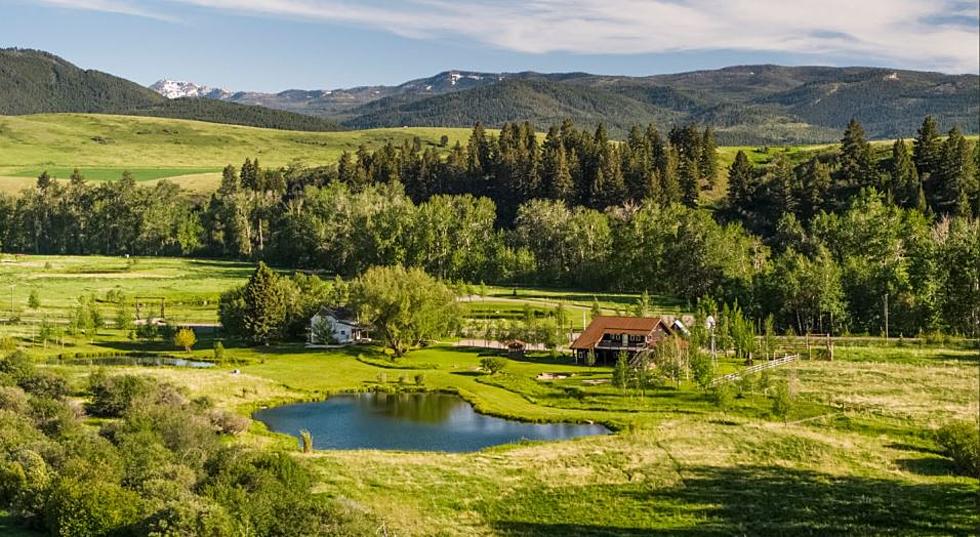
left=4, top=255, right=979, bottom=536
left=0, top=113, right=473, bottom=193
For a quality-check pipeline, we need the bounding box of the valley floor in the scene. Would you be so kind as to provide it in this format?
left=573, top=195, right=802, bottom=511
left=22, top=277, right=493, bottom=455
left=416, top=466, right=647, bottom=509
left=4, top=255, right=978, bottom=536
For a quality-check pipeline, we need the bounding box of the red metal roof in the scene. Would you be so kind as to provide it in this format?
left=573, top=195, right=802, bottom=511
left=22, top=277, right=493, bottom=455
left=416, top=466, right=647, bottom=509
left=570, top=316, right=671, bottom=350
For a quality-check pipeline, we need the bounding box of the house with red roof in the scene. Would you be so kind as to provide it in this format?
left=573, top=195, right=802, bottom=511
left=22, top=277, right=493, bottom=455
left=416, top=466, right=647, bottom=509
left=570, top=316, right=676, bottom=363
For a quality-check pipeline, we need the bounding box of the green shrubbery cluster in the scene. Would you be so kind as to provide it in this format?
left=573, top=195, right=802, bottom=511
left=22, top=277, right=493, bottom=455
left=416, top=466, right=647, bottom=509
left=0, top=351, right=377, bottom=536
left=935, top=421, right=979, bottom=477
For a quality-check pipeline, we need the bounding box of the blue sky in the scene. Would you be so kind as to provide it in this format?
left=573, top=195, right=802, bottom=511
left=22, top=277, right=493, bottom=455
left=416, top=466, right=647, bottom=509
left=2, top=0, right=977, bottom=92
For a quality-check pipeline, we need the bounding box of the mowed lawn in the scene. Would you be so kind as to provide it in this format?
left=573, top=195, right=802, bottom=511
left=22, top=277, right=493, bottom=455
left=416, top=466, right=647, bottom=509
left=7, top=254, right=978, bottom=536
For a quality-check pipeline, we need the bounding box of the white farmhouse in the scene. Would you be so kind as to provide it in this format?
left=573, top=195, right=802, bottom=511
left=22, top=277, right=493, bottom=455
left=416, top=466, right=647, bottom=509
left=308, top=308, right=369, bottom=346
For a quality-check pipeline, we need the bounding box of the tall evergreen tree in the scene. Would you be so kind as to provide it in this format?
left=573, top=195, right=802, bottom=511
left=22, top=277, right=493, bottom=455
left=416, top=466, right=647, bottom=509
left=889, top=139, right=919, bottom=208
left=797, top=158, right=831, bottom=220
left=913, top=116, right=942, bottom=181
left=727, top=150, right=753, bottom=212
left=679, top=155, right=700, bottom=208
left=698, top=127, right=719, bottom=188
left=839, top=118, right=874, bottom=185
left=770, top=154, right=797, bottom=217
left=935, top=127, right=976, bottom=216
left=241, top=262, right=286, bottom=345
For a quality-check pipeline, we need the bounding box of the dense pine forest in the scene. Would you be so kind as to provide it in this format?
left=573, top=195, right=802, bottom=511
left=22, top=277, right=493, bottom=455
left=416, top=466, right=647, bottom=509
left=1, top=117, right=978, bottom=337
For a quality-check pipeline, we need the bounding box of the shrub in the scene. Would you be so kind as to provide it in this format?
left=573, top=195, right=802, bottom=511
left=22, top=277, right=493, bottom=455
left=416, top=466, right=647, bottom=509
left=141, top=497, right=236, bottom=537
left=710, top=383, right=735, bottom=411
left=87, top=373, right=156, bottom=417
left=209, top=410, right=250, bottom=436
left=19, top=370, right=71, bottom=399
left=0, top=351, right=35, bottom=382
left=45, top=478, right=143, bottom=537
left=414, top=373, right=425, bottom=386
left=480, top=356, right=507, bottom=375
left=213, top=342, right=225, bottom=363
left=935, top=421, right=979, bottom=477
left=0, top=385, right=29, bottom=413
left=29, top=396, right=80, bottom=436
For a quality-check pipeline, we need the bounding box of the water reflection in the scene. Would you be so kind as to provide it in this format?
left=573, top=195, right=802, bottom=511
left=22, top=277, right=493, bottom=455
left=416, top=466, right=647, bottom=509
left=254, top=392, right=608, bottom=452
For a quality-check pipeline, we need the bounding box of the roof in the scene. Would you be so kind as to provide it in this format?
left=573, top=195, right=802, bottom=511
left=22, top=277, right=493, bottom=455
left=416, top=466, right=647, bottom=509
left=313, top=307, right=364, bottom=327
left=570, top=316, right=671, bottom=350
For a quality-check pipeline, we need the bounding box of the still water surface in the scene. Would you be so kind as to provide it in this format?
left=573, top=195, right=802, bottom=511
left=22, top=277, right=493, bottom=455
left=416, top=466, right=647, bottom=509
left=253, top=392, right=608, bottom=452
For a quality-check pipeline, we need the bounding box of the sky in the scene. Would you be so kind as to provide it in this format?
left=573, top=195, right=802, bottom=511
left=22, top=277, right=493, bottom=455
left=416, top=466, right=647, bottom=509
left=1, top=0, right=978, bottom=92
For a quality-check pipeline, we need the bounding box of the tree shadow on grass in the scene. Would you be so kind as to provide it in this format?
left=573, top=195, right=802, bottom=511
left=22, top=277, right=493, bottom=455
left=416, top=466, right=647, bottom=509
left=895, top=457, right=958, bottom=477
left=489, top=465, right=978, bottom=537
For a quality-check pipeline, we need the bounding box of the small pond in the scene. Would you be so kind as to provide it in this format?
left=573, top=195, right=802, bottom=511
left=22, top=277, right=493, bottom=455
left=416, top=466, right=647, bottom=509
left=51, top=356, right=215, bottom=368
left=253, top=392, right=609, bottom=452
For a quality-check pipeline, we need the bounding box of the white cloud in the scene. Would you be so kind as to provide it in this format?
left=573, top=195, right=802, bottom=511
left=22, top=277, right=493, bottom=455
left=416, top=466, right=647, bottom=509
left=33, top=0, right=177, bottom=21
left=31, top=0, right=980, bottom=72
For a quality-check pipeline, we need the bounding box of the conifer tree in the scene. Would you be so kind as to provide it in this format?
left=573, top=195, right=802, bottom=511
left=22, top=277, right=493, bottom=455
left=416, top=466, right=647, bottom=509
left=727, top=150, right=753, bottom=212
left=913, top=116, right=942, bottom=181
left=698, top=127, right=719, bottom=188
left=770, top=154, right=797, bottom=217
left=797, top=158, right=831, bottom=220
left=935, top=127, right=975, bottom=216
left=839, top=118, right=874, bottom=185
left=241, top=262, right=286, bottom=345
left=890, top=139, right=919, bottom=208
left=679, top=155, right=701, bottom=208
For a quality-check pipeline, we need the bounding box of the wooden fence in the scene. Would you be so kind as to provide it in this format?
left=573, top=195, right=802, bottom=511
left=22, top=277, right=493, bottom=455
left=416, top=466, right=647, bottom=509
left=710, top=354, right=799, bottom=386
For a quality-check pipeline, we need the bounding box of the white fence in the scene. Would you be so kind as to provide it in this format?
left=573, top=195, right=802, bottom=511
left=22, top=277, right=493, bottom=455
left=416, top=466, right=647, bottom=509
left=709, top=354, right=799, bottom=386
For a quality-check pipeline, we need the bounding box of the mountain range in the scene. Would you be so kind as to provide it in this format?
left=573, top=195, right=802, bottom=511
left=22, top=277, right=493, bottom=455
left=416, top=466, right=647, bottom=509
left=154, top=66, right=980, bottom=144
left=2, top=48, right=977, bottom=144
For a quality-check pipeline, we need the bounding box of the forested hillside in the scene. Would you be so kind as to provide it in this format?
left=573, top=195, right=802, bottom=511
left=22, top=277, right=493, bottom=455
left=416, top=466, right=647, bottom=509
left=0, top=49, right=343, bottom=132
left=339, top=67, right=979, bottom=143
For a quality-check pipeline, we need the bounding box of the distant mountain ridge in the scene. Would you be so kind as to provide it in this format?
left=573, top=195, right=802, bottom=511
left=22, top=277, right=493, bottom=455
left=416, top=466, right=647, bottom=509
left=151, top=66, right=979, bottom=144
left=2, top=47, right=976, bottom=144
left=150, top=79, right=230, bottom=100
left=0, top=48, right=343, bottom=132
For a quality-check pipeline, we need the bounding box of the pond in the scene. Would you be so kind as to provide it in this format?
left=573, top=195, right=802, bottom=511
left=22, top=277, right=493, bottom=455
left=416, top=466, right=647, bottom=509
left=253, top=392, right=609, bottom=452
left=51, top=356, right=215, bottom=368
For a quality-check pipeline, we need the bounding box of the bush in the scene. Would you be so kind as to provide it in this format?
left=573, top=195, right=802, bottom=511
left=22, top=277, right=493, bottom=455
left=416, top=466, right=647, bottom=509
left=45, top=478, right=143, bottom=537
left=0, top=351, right=35, bottom=382
left=710, top=383, right=735, bottom=410
left=141, top=497, right=236, bottom=537
left=19, top=370, right=71, bottom=399
left=0, top=385, right=29, bottom=413
left=209, top=410, right=250, bottom=436
left=480, top=356, right=507, bottom=375
left=87, top=373, right=156, bottom=417
left=935, top=421, right=979, bottom=477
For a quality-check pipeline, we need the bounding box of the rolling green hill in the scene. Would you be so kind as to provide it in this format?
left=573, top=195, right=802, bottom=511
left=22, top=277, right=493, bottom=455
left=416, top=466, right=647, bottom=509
left=0, top=113, right=472, bottom=192
left=0, top=48, right=343, bottom=132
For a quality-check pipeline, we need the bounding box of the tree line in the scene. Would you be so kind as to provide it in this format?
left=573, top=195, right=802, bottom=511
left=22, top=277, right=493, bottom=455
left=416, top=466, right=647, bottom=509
left=0, top=117, right=977, bottom=336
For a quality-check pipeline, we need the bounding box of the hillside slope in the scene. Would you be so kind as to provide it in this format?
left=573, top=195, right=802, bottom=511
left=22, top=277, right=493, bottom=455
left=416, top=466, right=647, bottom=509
left=340, top=67, right=979, bottom=143
left=0, top=113, right=472, bottom=192
left=0, top=49, right=343, bottom=132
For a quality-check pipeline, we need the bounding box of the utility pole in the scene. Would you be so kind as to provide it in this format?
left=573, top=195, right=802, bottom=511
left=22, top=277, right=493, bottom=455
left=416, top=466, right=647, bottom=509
left=883, top=293, right=889, bottom=339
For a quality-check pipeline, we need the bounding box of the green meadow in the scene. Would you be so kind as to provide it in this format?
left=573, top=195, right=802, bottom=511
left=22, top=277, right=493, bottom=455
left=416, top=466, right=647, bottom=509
left=3, top=255, right=977, bottom=536
left=0, top=113, right=474, bottom=193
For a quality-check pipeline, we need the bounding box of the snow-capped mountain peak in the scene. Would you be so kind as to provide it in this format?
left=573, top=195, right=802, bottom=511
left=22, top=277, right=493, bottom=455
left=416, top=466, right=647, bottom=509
left=150, top=79, right=228, bottom=99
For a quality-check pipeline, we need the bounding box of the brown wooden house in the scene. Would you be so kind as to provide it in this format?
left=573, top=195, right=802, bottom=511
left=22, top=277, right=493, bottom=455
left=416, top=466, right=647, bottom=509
left=570, top=316, right=675, bottom=363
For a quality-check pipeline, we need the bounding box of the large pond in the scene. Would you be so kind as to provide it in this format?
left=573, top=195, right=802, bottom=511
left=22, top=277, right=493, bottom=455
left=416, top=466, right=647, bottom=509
left=253, top=392, right=609, bottom=452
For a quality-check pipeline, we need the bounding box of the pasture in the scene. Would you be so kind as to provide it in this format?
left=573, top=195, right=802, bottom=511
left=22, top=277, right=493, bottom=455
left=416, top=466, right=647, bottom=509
left=0, top=113, right=473, bottom=193
left=4, top=255, right=979, bottom=536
